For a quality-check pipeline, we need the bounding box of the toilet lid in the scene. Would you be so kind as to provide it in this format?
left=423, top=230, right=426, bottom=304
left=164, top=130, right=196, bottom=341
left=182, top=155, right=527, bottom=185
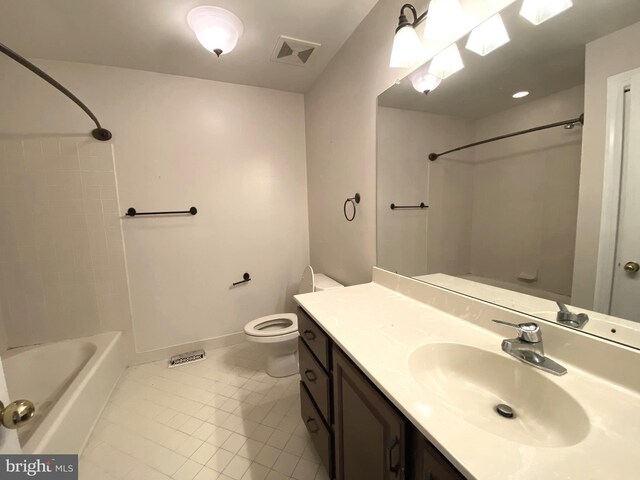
left=244, top=313, right=298, bottom=337
left=298, top=265, right=315, bottom=295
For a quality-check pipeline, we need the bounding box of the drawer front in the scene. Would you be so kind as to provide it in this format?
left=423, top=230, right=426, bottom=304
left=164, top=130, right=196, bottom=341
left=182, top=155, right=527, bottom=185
left=299, top=338, right=331, bottom=423
left=300, top=382, right=332, bottom=475
left=298, top=307, right=330, bottom=370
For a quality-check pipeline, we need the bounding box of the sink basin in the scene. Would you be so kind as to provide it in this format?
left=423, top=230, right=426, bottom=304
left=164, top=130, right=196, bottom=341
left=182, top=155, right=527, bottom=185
left=408, top=343, right=590, bottom=447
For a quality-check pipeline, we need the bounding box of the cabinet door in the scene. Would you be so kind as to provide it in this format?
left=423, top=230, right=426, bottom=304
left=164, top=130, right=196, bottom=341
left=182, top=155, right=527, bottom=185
left=333, top=346, right=406, bottom=480
left=411, top=428, right=466, bottom=480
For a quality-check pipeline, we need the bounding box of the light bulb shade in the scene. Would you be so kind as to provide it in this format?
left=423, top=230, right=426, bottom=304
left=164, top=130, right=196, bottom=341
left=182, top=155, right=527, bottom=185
left=465, top=13, right=510, bottom=56
left=520, top=0, right=573, bottom=26
left=410, top=68, right=442, bottom=95
left=423, top=0, right=469, bottom=45
left=187, top=6, right=244, bottom=56
left=428, top=44, right=464, bottom=79
left=389, top=25, right=424, bottom=68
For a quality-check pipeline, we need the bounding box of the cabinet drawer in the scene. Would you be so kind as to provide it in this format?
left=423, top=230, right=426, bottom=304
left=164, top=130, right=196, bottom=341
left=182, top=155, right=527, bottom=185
left=299, top=337, right=331, bottom=424
left=300, top=382, right=332, bottom=475
left=298, top=307, right=330, bottom=370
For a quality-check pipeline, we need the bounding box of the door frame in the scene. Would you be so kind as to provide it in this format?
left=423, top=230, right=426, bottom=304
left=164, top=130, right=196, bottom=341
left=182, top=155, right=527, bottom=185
left=594, top=67, right=640, bottom=312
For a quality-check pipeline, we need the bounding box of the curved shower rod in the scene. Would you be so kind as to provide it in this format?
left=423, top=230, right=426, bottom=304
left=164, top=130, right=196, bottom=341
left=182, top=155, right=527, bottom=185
left=0, top=41, right=112, bottom=141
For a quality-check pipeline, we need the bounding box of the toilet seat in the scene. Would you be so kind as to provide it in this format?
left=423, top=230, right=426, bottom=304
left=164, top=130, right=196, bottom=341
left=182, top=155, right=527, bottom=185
left=244, top=313, right=298, bottom=341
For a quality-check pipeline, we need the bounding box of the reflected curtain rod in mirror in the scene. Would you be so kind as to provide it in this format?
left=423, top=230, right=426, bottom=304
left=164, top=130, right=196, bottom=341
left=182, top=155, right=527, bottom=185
left=0, top=41, right=113, bottom=141
left=428, top=113, right=584, bottom=161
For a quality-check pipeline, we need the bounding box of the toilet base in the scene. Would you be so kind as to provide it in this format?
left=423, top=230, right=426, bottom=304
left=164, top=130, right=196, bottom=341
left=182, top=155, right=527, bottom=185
left=266, top=350, right=299, bottom=378
left=245, top=334, right=299, bottom=378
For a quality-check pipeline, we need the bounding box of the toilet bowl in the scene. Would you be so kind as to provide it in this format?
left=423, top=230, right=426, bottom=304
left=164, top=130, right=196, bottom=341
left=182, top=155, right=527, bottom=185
left=244, top=266, right=343, bottom=378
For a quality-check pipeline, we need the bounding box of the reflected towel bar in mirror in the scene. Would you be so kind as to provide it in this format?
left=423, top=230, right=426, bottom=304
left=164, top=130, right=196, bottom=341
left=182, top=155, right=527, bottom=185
left=126, top=207, right=198, bottom=217
left=390, top=203, right=428, bottom=210
left=428, top=114, right=584, bottom=161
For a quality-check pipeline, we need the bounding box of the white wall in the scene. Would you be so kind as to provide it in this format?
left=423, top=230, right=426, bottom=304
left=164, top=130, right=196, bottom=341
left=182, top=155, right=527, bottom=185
left=304, top=0, right=515, bottom=286
left=0, top=135, right=132, bottom=350
left=377, top=107, right=475, bottom=276
left=573, top=20, right=640, bottom=308
left=0, top=58, right=309, bottom=357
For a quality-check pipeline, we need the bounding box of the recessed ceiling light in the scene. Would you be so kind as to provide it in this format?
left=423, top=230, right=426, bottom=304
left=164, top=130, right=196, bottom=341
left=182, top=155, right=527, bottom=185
left=512, top=91, right=530, bottom=99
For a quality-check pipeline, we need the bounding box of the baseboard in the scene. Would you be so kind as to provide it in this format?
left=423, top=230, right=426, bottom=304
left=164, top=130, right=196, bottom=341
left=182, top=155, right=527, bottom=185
left=130, top=331, right=246, bottom=366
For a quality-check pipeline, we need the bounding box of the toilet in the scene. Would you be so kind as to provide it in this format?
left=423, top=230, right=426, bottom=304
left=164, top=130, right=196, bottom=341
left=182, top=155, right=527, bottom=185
left=244, top=266, right=343, bottom=377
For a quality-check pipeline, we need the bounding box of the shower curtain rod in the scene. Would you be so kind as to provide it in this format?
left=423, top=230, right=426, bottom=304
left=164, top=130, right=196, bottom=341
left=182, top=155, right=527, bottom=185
left=428, top=114, right=584, bottom=161
left=0, top=41, right=112, bottom=141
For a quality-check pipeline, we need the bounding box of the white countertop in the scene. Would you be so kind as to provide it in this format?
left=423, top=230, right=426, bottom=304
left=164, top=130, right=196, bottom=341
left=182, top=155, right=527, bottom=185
left=295, top=271, right=640, bottom=480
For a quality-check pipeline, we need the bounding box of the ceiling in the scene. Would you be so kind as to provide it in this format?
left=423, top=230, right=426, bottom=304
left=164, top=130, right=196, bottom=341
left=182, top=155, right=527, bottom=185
left=0, top=0, right=380, bottom=93
left=379, top=0, right=640, bottom=119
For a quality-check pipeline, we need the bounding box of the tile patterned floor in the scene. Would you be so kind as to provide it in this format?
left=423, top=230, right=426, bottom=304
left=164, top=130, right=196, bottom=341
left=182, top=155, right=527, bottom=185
left=80, top=343, right=330, bottom=480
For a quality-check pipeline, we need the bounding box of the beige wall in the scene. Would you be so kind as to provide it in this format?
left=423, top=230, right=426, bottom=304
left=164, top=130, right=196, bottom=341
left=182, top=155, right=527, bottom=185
left=0, top=58, right=309, bottom=357
left=573, top=20, right=640, bottom=308
left=377, top=107, right=475, bottom=276
left=304, top=0, right=514, bottom=286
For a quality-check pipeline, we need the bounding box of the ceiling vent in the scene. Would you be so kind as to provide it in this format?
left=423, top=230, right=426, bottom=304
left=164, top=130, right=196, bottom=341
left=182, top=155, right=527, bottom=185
left=271, top=36, right=321, bottom=66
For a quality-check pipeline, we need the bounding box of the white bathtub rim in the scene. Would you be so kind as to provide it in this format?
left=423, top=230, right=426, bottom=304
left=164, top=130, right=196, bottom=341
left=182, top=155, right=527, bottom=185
left=21, top=331, right=122, bottom=454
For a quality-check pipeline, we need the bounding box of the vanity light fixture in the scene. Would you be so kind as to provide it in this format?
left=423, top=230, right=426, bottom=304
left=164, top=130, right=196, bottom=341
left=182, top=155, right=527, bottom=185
left=389, top=1, right=469, bottom=69
left=410, top=64, right=442, bottom=95
left=428, top=43, right=464, bottom=79
left=187, top=6, right=244, bottom=57
left=465, top=13, right=510, bottom=57
left=512, top=90, right=530, bottom=98
left=389, top=4, right=429, bottom=68
left=422, top=0, right=469, bottom=45
left=520, top=0, right=573, bottom=26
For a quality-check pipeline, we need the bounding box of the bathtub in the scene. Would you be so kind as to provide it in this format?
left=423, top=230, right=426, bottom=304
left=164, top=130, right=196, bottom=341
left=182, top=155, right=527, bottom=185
left=1, top=331, right=125, bottom=454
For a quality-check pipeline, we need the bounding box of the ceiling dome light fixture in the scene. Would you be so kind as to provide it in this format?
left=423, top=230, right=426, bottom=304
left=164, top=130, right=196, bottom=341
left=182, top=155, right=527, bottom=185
left=520, top=0, right=573, bottom=26
left=187, top=6, right=244, bottom=57
left=466, top=13, right=510, bottom=57
left=410, top=64, right=442, bottom=95
left=512, top=91, right=530, bottom=98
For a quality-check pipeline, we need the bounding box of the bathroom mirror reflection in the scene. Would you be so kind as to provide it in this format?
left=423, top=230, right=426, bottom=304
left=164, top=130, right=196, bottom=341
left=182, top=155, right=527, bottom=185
left=376, top=0, right=640, bottom=349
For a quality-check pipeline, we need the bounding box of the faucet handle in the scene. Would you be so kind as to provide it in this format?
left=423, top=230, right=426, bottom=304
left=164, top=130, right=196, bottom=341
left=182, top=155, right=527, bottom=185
left=492, top=319, right=542, bottom=343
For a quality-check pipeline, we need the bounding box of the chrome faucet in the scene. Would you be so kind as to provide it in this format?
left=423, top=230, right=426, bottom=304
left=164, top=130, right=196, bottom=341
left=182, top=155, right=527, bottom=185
left=556, top=302, right=589, bottom=329
left=492, top=320, right=567, bottom=376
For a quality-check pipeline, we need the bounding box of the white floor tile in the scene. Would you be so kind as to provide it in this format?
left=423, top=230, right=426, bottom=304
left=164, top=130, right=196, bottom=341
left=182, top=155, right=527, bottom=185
left=222, top=455, right=252, bottom=480
left=81, top=344, right=306, bottom=480
left=271, top=452, right=299, bottom=477
left=173, top=460, right=204, bottom=480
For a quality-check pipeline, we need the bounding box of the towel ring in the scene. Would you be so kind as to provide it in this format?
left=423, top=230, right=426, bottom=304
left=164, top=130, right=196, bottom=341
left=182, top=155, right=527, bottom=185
left=343, top=193, right=361, bottom=222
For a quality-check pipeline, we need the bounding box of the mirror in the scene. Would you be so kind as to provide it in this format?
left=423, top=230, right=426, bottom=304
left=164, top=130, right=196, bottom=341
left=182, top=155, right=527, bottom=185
left=376, top=0, right=640, bottom=349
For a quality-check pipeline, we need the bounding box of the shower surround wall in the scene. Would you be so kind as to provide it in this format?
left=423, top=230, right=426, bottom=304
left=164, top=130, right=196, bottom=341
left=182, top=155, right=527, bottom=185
left=0, top=137, right=132, bottom=351
left=1, top=57, right=309, bottom=361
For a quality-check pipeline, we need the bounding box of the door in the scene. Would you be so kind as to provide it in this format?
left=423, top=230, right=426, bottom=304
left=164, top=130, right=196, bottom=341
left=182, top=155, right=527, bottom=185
left=0, top=356, right=21, bottom=454
left=333, top=346, right=405, bottom=480
left=610, top=78, right=640, bottom=320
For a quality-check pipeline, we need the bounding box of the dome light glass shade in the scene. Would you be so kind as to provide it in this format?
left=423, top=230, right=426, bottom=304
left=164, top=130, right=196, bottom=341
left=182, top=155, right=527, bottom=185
left=411, top=67, right=442, bottom=95
left=428, top=43, right=464, bottom=79
left=520, top=0, right=573, bottom=26
left=187, top=6, right=244, bottom=56
left=390, top=25, right=424, bottom=68
left=466, top=13, right=510, bottom=56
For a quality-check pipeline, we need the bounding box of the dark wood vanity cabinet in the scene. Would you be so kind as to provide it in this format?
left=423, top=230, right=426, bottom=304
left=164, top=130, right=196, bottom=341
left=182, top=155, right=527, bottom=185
left=297, top=307, right=466, bottom=480
left=333, top=346, right=406, bottom=480
left=409, top=429, right=466, bottom=480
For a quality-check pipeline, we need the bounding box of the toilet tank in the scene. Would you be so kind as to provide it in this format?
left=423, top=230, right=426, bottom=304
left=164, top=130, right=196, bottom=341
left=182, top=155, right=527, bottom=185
left=313, top=273, right=344, bottom=292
